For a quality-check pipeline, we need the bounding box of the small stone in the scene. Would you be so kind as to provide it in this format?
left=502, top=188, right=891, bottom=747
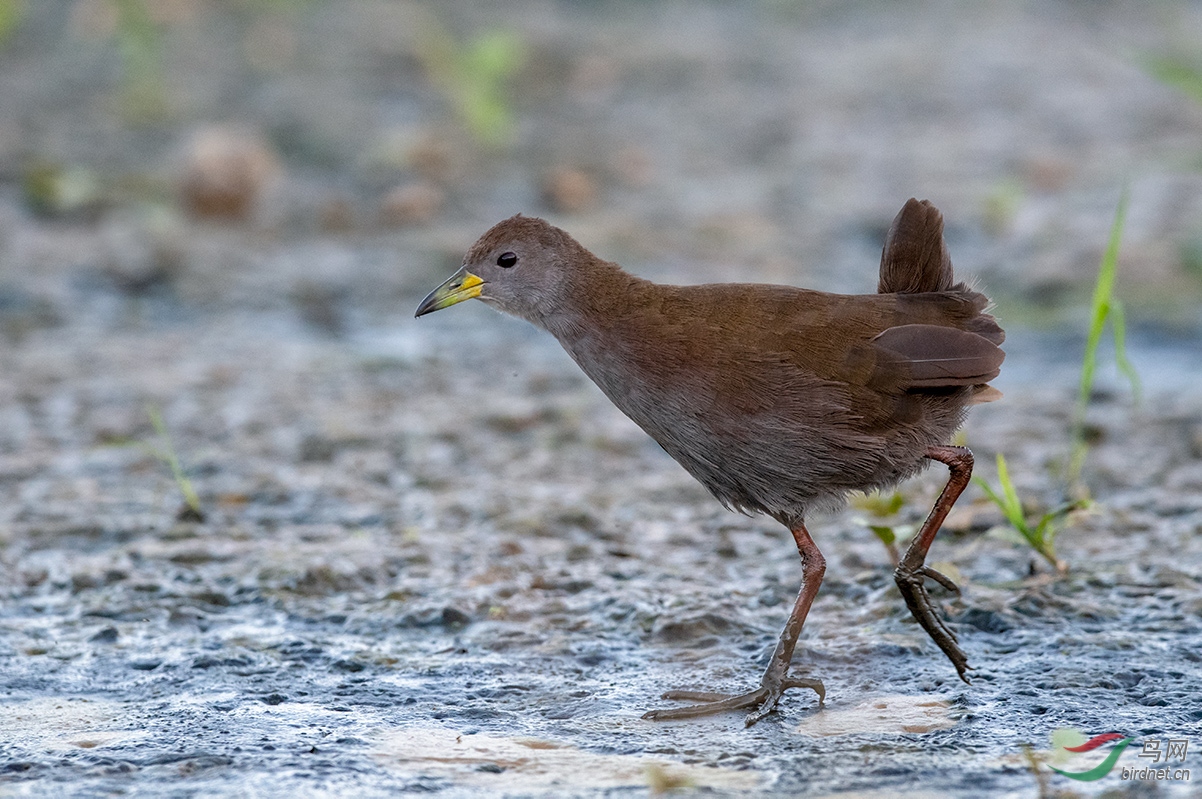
left=89, top=626, right=119, bottom=644
left=318, top=196, right=356, bottom=232
left=379, top=182, right=444, bottom=227
left=543, top=166, right=597, bottom=213
left=179, top=127, right=279, bottom=222
left=176, top=504, right=206, bottom=523
left=408, top=136, right=454, bottom=182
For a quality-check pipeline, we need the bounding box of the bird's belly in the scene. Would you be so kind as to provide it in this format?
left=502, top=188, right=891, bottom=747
left=563, top=337, right=967, bottom=518
left=611, top=383, right=966, bottom=518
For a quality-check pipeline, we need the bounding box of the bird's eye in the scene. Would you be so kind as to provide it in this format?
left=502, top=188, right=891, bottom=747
left=497, top=251, right=518, bottom=268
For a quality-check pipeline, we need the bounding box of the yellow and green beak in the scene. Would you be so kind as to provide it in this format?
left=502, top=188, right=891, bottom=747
left=414, top=270, right=484, bottom=317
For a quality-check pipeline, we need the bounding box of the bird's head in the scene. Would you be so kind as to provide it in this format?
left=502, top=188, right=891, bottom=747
left=414, top=214, right=585, bottom=327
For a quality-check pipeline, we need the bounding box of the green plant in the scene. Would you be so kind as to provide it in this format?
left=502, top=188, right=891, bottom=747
left=975, top=453, right=1086, bottom=573
left=1141, top=52, right=1202, bottom=107
left=0, top=0, right=26, bottom=45
left=111, top=0, right=169, bottom=121
left=146, top=405, right=205, bottom=521
left=850, top=489, right=910, bottom=565
left=22, top=162, right=103, bottom=218
left=413, top=11, right=524, bottom=147
left=981, top=176, right=1025, bottom=235
left=1068, top=188, right=1140, bottom=484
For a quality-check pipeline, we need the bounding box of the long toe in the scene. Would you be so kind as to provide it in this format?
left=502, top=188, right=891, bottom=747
left=659, top=690, right=735, bottom=703
left=644, top=677, right=825, bottom=725
left=922, top=565, right=960, bottom=594
left=782, top=676, right=826, bottom=705
left=642, top=687, right=768, bottom=721
left=896, top=571, right=970, bottom=680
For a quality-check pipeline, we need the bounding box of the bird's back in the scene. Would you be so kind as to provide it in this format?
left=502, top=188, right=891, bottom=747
left=554, top=199, right=1004, bottom=519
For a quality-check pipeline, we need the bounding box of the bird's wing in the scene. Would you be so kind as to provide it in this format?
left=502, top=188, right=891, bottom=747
left=869, top=323, right=1004, bottom=388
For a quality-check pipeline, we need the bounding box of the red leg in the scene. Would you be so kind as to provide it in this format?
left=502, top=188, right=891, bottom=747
left=895, top=444, right=973, bottom=681
left=643, top=520, right=826, bottom=726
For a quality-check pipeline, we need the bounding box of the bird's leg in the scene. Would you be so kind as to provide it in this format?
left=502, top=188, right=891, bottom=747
left=895, top=444, right=973, bottom=681
left=643, top=521, right=826, bottom=726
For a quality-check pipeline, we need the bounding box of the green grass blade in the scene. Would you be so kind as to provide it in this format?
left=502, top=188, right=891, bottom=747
left=1141, top=53, right=1202, bottom=106
left=0, top=0, right=26, bottom=45
left=1070, top=187, right=1131, bottom=482
left=147, top=405, right=202, bottom=516
left=1108, top=297, right=1141, bottom=402
left=994, top=453, right=1027, bottom=530
left=411, top=9, right=522, bottom=146
left=976, top=453, right=1067, bottom=571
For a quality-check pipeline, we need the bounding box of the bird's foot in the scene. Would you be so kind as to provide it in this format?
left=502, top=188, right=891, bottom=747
left=895, top=562, right=970, bottom=682
left=642, top=675, right=825, bottom=727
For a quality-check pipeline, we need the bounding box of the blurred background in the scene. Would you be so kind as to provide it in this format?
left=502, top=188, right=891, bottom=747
left=2, top=0, right=1201, bottom=330
left=2, top=2, right=1202, bottom=796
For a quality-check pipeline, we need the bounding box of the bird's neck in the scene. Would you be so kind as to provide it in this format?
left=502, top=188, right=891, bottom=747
left=540, top=257, right=653, bottom=344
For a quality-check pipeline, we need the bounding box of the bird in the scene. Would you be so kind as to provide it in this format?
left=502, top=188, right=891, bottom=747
left=415, top=199, right=1005, bottom=726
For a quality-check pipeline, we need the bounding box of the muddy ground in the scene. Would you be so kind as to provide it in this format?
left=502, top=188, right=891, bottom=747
left=1, top=1, right=1202, bottom=797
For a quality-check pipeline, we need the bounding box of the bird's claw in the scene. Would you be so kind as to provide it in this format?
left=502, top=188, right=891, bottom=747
left=920, top=565, right=960, bottom=594
left=642, top=676, right=824, bottom=727
left=895, top=562, right=970, bottom=682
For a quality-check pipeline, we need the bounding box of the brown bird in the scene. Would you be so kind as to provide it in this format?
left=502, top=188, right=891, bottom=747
left=415, top=199, right=1004, bottom=726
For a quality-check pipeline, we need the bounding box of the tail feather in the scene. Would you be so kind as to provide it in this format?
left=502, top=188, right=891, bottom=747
left=874, top=198, right=1007, bottom=398
left=878, top=198, right=956, bottom=295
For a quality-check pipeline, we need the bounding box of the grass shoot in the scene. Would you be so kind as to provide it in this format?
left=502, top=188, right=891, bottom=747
left=146, top=405, right=205, bottom=522
left=1141, top=52, right=1202, bottom=107
left=850, top=489, right=910, bottom=565
left=1068, top=187, right=1140, bottom=485
left=974, top=453, right=1086, bottom=574
left=412, top=10, right=524, bottom=147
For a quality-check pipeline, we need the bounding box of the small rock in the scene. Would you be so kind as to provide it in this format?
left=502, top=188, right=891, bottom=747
left=956, top=607, right=1013, bottom=633
left=542, top=166, right=597, bottom=213
left=71, top=573, right=101, bottom=592
left=190, top=591, right=230, bottom=608
left=651, top=612, right=741, bottom=645
left=179, top=127, right=279, bottom=222
left=89, top=626, right=119, bottom=644
left=379, top=182, right=444, bottom=227
left=97, top=207, right=185, bottom=295
left=398, top=606, right=472, bottom=629
left=318, top=196, right=356, bottom=232
left=175, top=504, right=206, bottom=523
left=169, top=607, right=207, bottom=626
left=407, top=136, right=454, bottom=183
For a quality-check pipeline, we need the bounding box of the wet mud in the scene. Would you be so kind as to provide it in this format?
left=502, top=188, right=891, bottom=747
left=1, top=312, right=1200, bottom=797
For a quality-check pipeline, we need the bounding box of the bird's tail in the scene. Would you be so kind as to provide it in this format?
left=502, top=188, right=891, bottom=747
left=877, top=198, right=958, bottom=295
left=875, top=198, right=1006, bottom=404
